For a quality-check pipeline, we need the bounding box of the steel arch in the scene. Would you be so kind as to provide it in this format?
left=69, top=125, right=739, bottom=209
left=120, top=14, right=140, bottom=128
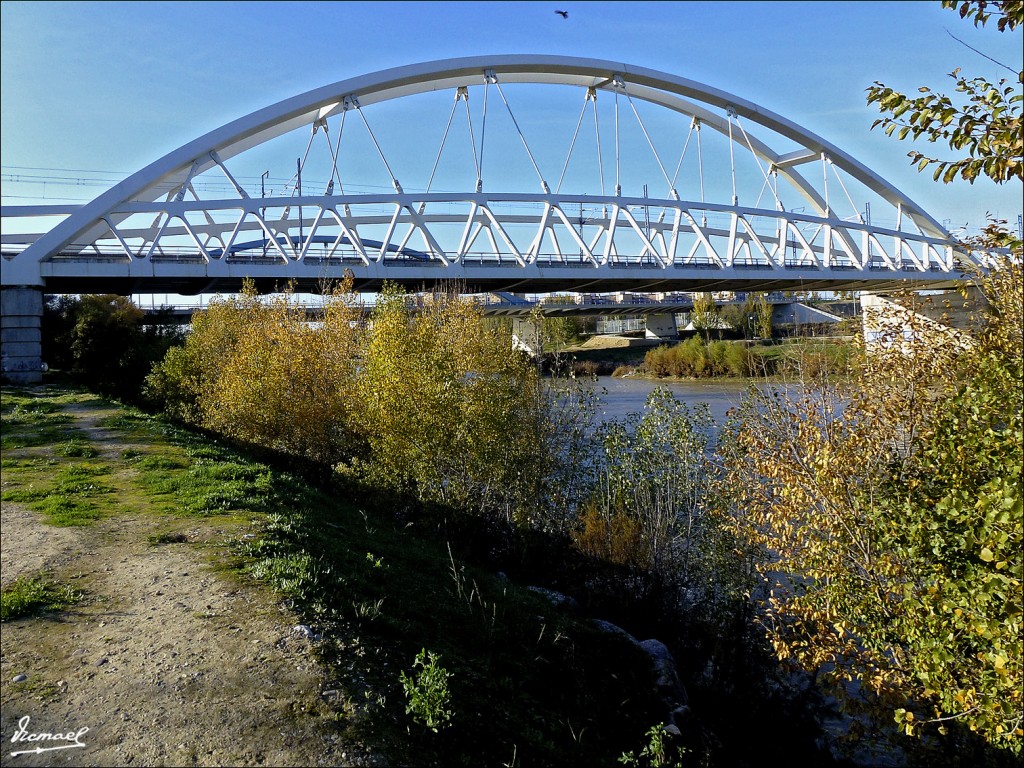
left=4, top=54, right=978, bottom=294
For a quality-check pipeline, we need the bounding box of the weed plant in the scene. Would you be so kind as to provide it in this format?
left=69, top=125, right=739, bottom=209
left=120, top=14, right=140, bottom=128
left=1, top=575, right=81, bottom=621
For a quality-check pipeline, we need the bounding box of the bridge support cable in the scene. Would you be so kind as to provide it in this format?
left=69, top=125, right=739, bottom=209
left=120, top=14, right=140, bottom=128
left=696, top=120, right=707, bottom=226
left=726, top=107, right=739, bottom=206
left=731, top=115, right=784, bottom=213
left=754, top=172, right=773, bottom=210
left=458, top=87, right=483, bottom=194
left=555, top=88, right=593, bottom=194
left=821, top=153, right=831, bottom=218
left=392, top=89, right=466, bottom=262
left=613, top=83, right=622, bottom=196
left=670, top=118, right=697, bottom=197
left=348, top=95, right=403, bottom=194
left=654, top=110, right=701, bottom=263
left=622, top=87, right=678, bottom=200
left=487, top=72, right=550, bottom=194
left=424, top=89, right=463, bottom=198
left=273, top=128, right=319, bottom=245
left=592, top=88, right=608, bottom=212
left=327, top=110, right=348, bottom=197
left=291, top=123, right=318, bottom=194
left=479, top=74, right=493, bottom=191
left=827, top=156, right=865, bottom=224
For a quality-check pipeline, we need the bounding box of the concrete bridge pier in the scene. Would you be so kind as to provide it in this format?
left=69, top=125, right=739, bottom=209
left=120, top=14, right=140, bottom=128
left=1, top=287, right=45, bottom=384
left=511, top=317, right=542, bottom=356
left=644, top=313, right=679, bottom=341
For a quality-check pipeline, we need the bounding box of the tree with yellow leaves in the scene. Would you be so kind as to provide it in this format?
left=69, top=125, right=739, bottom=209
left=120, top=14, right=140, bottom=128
left=722, top=2, right=1023, bottom=752
left=355, top=283, right=552, bottom=525
left=725, top=258, right=1021, bottom=754
left=146, top=277, right=364, bottom=465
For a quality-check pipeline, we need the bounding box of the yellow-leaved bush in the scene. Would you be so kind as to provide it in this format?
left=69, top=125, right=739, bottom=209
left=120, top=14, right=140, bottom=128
left=147, top=280, right=560, bottom=526
left=354, top=284, right=550, bottom=524
left=146, top=277, right=363, bottom=466
left=723, top=257, right=1022, bottom=752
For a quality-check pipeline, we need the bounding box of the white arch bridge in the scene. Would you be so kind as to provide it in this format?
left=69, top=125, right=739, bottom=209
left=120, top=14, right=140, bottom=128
left=0, top=55, right=995, bottom=380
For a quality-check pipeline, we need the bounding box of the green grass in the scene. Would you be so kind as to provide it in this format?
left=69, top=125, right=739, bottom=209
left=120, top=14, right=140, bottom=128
left=0, top=388, right=94, bottom=449
left=55, top=438, right=99, bottom=458
left=1, top=461, right=116, bottom=526
left=1, top=575, right=81, bottom=621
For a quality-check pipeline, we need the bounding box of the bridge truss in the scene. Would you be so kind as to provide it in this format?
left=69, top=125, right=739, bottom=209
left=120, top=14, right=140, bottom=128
left=1, top=55, right=993, bottom=295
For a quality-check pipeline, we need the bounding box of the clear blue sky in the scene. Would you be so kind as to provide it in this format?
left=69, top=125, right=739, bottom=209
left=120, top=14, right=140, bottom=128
left=2, top=0, right=1021, bottom=235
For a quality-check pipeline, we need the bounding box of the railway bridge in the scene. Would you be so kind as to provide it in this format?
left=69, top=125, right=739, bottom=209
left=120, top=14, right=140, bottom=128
left=1, top=55, right=994, bottom=381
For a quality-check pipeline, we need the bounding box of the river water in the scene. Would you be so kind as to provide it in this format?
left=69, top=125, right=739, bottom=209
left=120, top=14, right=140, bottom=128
left=582, top=376, right=752, bottom=425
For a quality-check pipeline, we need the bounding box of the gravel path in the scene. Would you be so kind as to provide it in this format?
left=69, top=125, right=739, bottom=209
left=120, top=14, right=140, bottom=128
left=0, top=400, right=376, bottom=767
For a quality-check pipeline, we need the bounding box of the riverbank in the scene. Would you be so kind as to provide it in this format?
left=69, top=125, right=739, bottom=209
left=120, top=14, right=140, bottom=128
left=1, top=382, right=864, bottom=767
left=551, top=334, right=855, bottom=380
left=0, top=384, right=685, bottom=767
left=1, top=388, right=364, bottom=766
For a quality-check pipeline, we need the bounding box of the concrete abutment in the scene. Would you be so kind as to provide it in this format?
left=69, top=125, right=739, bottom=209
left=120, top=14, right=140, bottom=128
left=1, top=288, right=44, bottom=384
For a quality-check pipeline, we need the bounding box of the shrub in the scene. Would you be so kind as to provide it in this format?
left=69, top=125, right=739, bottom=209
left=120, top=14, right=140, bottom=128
left=400, top=648, right=453, bottom=732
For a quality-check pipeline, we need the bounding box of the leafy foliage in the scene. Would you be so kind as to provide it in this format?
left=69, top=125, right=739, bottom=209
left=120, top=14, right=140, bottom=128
left=688, top=292, right=719, bottom=336
left=720, top=292, right=774, bottom=339
left=1, top=575, right=80, bottom=621
left=618, top=722, right=688, bottom=768
left=723, top=6, right=1024, bottom=752
left=44, top=294, right=184, bottom=400
left=866, top=1, right=1022, bottom=184
left=643, top=337, right=757, bottom=378
left=726, top=262, right=1023, bottom=753
left=399, top=648, right=453, bottom=732
left=146, top=278, right=363, bottom=465
left=574, top=387, right=750, bottom=622
left=354, top=283, right=554, bottom=525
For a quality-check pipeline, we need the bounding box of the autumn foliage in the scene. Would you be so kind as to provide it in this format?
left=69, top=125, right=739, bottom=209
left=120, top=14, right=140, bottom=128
left=147, top=278, right=363, bottom=466
left=723, top=258, right=1022, bottom=752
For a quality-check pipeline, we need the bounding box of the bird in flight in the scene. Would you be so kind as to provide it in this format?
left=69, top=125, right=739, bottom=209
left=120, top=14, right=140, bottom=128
left=555, top=10, right=568, bottom=19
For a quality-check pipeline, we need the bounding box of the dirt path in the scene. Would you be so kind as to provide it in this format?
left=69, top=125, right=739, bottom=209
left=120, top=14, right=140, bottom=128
left=0, top=401, right=376, bottom=767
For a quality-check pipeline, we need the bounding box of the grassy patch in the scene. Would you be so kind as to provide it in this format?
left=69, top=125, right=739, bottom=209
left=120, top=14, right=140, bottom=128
left=99, top=411, right=156, bottom=432
left=1, top=575, right=81, bottom=621
left=1, top=461, right=116, bottom=525
left=0, top=421, right=80, bottom=450
left=55, top=438, right=99, bottom=458
left=0, top=389, right=89, bottom=449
